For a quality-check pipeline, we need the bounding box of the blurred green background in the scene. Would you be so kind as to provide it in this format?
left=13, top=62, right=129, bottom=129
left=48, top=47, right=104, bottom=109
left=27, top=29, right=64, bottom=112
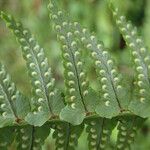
left=0, top=0, right=150, bottom=149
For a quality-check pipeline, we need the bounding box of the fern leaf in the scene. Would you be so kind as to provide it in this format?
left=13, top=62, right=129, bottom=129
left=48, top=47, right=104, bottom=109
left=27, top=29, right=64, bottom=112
left=0, top=126, right=16, bottom=149
left=73, top=22, right=128, bottom=118
left=116, top=116, right=145, bottom=150
left=111, top=4, right=150, bottom=118
left=51, top=122, right=84, bottom=150
left=0, top=11, right=64, bottom=126
left=16, top=124, right=50, bottom=150
left=0, top=63, right=30, bottom=127
left=86, top=118, right=117, bottom=150
left=48, top=0, right=99, bottom=125
left=48, top=0, right=128, bottom=119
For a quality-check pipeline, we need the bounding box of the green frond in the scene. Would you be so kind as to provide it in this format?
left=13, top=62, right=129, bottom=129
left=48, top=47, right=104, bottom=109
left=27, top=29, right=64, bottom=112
left=0, top=12, right=64, bottom=126
left=111, top=5, right=150, bottom=118
left=0, top=63, right=30, bottom=127
left=72, top=22, right=128, bottom=118
left=86, top=118, right=117, bottom=150
left=51, top=122, right=84, bottom=150
left=16, top=124, right=50, bottom=150
left=0, top=2, right=149, bottom=150
left=48, top=0, right=129, bottom=119
left=48, top=0, right=99, bottom=125
left=116, top=116, right=145, bottom=150
left=0, top=126, right=16, bottom=149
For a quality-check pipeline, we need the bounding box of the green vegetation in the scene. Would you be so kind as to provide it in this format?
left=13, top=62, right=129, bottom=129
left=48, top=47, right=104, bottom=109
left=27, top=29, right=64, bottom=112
left=0, top=0, right=150, bottom=149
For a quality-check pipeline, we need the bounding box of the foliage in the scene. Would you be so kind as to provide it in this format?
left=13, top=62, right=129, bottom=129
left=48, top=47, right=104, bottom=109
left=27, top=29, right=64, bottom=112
left=0, top=0, right=149, bottom=149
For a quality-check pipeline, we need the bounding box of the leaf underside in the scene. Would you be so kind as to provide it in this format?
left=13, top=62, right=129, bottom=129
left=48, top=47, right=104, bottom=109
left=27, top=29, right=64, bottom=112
left=51, top=122, right=84, bottom=150
left=116, top=116, right=145, bottom=150
left=86, top=118, right=117, bottom=150
left=111, top=3, right=150, bottom=118
left=0, top=1, right=149, bottom=150
left=16, top=124, right=50, bottom=150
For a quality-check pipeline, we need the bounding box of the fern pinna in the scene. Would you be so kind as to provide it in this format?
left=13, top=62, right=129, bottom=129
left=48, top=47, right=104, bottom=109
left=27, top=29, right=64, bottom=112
left=0, top=0, right=149, bottom=149
left=1, top=11, right=65, bottom=126
left=110, top=4, right=150, bottom=118
left=48, top=0, right=100, bottom=125
left=0, top=63, right=30, bottom=127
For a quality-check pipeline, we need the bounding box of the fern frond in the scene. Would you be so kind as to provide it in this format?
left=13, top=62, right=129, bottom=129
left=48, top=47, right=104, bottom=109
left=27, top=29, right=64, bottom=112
left=86, top=118, right=117, bottom=150
left=16, top=124, right=50, bottom=150
left=116, top=116, right=145, bottom=150
left=0, top=126, right=16, bottom=149
left=0, top=11, right=64, bottom=126
left=111, top=4, right=150, bottom=118
left=0, top=63, right=30, bottom=127
left=48, top=0, right=128, bottom=119
left=51, top=122, right=84, bottom=150
left=73, top=22, right=128, bottom=118
left=48, top=0, right=99, bottom=125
